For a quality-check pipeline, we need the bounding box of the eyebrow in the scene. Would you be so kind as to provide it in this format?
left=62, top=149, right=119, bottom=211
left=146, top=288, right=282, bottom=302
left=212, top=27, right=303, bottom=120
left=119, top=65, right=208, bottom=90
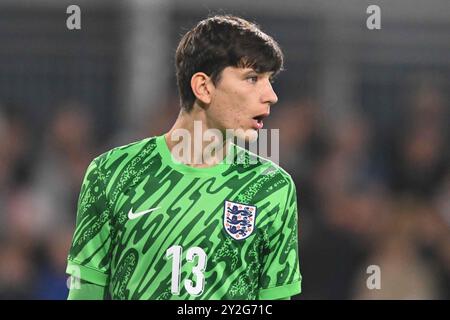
left=242, top=69, right=274, bottom=77
left=242, top=69, right=258, bottom=76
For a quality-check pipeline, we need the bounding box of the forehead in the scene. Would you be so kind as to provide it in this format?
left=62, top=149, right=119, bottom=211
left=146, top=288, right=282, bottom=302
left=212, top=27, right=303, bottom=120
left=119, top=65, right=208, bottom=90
left=222, top=66, right=274, bottom=77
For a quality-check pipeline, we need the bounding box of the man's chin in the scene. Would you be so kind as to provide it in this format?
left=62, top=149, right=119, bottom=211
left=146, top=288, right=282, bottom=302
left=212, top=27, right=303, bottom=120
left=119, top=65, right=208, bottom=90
left=230, top=128, right=259, bottom=143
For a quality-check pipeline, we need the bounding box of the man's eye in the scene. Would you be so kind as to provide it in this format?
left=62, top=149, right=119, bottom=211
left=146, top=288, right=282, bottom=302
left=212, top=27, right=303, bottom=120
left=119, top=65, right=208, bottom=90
left=247, top=76, right=258, bottom=83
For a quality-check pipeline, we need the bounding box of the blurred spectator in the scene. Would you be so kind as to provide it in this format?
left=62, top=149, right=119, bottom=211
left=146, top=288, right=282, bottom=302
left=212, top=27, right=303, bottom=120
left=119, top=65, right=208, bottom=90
left=33, top=227, right=73, bottom=299
left=0, top=241, right=35, bottom=299
left=389, top=81, right=449, bottom=200
left=29, top=102, right=96, bottom=234
left=351, top=201, right=443, bottom=299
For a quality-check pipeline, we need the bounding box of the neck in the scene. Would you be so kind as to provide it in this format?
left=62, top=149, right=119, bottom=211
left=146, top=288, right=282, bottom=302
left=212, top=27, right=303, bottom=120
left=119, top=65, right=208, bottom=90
left=164, top=107, right=231, bottom=168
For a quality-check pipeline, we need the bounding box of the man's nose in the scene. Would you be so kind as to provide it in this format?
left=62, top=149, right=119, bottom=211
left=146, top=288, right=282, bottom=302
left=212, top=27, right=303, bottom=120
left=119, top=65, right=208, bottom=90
left=261, top=81, right=278, bottom=105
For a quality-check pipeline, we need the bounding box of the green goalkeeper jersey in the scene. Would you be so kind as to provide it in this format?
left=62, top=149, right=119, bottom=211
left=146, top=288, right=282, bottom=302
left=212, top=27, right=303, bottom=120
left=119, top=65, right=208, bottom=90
left=66, top=134, right=301, bottom=300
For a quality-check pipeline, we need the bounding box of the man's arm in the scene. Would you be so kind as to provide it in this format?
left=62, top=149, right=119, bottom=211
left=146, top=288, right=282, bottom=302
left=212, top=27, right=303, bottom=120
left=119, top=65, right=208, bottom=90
left=258, top=174, right=302, bottom=300
left=67, top=279, right=107, bottom=300
left=66, top=157, right=112, bottom=299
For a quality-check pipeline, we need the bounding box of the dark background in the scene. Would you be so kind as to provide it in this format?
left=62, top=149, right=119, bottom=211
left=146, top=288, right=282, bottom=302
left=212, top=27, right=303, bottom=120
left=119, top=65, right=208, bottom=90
left=0, top=0, right=448, bottom=299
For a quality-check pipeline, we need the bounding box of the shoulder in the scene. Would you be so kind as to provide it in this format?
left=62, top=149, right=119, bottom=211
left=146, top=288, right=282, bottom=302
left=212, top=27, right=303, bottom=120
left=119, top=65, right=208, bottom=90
left=91, top=136, right=158, bottom=170
left=233, top=144, right=296, bottom=193
left=83, top=136, right=159, bottom=196
left=81, top=137, right=158, bottom=187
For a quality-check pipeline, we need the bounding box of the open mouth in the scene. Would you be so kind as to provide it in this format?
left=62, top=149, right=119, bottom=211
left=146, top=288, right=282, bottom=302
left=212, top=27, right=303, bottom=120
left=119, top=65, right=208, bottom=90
left=252, top=113, right=269, bottom=129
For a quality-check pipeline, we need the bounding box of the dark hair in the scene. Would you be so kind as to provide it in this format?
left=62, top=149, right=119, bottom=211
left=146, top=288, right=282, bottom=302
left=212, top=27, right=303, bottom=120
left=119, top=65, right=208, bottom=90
left=175, top=15, right=284, bottom=112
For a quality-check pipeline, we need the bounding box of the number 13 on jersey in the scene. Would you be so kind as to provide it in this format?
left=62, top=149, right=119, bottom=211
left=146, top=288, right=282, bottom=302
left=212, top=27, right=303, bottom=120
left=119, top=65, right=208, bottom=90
left=166, top=245, right=207, bottom=296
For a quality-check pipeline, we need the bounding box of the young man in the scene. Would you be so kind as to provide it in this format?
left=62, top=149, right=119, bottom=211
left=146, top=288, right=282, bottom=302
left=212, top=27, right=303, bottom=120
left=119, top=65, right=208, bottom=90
left=66, top=15, right=301, bottom=300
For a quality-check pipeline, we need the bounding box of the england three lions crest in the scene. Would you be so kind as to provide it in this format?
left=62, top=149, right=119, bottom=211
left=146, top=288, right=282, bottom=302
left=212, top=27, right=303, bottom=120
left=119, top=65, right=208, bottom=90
left=223, top=200, right=256, bottom=240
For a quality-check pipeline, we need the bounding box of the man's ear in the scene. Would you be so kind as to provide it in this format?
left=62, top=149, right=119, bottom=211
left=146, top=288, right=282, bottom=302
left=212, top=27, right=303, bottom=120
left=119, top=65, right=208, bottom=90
left=191, top=72, right=214, bottom=105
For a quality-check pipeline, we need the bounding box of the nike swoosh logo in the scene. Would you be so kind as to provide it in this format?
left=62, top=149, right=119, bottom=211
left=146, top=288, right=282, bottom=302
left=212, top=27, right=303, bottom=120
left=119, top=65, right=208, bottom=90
left=128, top=207, right=160, bottom=220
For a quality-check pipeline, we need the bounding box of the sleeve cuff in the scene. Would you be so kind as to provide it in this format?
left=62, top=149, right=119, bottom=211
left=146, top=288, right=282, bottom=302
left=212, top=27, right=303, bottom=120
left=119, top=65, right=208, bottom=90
left=258, top=280, right=302, bottom=300
left=66, top=259, right=108, bottom=286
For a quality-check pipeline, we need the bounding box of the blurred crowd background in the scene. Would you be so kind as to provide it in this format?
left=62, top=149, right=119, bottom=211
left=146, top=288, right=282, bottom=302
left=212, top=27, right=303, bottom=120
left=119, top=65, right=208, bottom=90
left=0, top=0, right=448, bottom=299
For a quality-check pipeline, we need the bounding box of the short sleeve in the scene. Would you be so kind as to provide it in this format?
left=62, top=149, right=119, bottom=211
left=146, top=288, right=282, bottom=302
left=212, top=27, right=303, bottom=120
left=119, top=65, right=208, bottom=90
left=66, top=158, right=112, bottom=286
left=258, top=177, right=302, bottom=299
